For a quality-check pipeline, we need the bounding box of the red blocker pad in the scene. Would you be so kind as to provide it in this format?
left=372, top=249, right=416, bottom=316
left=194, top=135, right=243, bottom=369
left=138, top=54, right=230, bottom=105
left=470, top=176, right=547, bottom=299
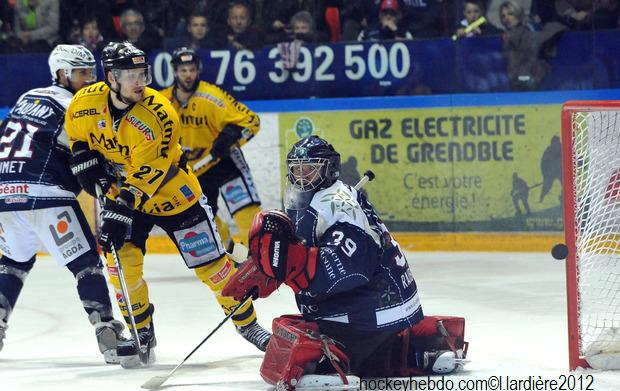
left=380, top=315, right=468, bottom=377
left=261, top=315, right=351, bottom=390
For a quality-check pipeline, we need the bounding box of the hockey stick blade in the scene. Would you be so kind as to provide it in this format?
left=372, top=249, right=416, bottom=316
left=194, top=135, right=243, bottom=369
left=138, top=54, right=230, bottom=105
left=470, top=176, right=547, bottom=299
left=140, top=290, right=256, bottom=389
left=141, top=375, right=168, bottom=390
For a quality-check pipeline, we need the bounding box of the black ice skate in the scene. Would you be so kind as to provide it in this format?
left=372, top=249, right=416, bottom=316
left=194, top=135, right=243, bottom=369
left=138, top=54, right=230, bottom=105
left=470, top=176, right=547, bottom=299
left=95, top=319, right=127, bottom=364
left=236, top=320, right=271, bottom=352
left=116, top=323, right=156, bottom=368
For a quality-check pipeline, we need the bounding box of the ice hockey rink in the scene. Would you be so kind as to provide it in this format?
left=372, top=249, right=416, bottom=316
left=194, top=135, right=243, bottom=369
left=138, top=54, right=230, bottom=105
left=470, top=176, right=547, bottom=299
left=2, top=251, right=619, bottom=391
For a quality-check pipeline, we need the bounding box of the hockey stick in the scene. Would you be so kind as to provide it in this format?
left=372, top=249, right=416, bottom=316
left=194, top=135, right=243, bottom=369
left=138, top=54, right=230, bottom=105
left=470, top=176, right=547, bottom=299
left=95, top=185, right=148, bottom=365
left=140, top=289, right=257, bottom=389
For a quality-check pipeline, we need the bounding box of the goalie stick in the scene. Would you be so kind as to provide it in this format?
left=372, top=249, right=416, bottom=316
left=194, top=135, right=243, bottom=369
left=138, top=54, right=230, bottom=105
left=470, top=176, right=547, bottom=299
left=95, top=186, right=149, bottom=366
left=140, top=170, right=376, bottom=388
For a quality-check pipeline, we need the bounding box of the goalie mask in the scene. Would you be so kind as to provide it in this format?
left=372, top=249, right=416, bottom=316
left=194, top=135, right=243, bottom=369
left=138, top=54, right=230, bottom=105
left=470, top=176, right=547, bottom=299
left=285, top=136, right=340, bottom=209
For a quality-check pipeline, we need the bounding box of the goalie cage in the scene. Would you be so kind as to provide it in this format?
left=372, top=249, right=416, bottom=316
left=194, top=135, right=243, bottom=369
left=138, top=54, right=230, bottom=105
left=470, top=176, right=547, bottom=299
left=562, top=101, right=620, bottom=371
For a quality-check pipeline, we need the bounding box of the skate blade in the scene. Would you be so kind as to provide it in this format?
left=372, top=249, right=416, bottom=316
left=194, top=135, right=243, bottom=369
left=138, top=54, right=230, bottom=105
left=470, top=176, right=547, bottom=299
left=120, top=350, right=156, bottom=369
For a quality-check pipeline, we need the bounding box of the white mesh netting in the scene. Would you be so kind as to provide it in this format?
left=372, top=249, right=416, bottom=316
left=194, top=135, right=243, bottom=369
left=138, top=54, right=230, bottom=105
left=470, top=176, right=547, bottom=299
left=570, top=110, right=620, bottom=369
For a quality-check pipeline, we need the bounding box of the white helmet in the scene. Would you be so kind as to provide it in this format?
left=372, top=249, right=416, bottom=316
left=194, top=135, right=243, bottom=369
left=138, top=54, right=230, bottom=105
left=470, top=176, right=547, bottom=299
left=48, top=44, right=96, bottom=83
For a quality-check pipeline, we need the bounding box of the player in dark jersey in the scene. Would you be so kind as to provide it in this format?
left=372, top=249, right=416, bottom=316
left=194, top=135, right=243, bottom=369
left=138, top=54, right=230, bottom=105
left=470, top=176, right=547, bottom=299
left=0, top=45, right=125, bottom=363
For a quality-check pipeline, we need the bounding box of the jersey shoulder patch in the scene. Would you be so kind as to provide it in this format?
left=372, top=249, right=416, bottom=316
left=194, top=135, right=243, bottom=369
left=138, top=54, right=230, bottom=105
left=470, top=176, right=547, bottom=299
left=310, top=181, right=369, bottom=238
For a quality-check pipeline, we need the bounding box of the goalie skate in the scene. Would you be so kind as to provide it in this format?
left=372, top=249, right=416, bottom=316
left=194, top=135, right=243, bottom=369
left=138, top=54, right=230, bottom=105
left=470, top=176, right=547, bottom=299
left=425, top=350, right=469, bottom=374
left=278, top=374, right=360, bottom=391
left=237, top=320, right=271, bottom=352
left=117, top=324, right=156, bottom=368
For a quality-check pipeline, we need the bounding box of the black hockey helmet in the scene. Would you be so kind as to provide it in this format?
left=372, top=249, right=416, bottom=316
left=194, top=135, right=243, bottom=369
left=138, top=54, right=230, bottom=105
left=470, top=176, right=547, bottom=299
left=101, top=41, right=149, bottom=75
left=286, top=135, right=341, bottom=192
left=171, top=47, right=203, bottom=72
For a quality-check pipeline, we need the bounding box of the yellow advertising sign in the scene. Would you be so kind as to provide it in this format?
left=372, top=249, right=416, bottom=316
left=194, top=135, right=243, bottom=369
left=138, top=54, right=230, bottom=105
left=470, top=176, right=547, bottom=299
left=280, top=105, right=564, bottom=232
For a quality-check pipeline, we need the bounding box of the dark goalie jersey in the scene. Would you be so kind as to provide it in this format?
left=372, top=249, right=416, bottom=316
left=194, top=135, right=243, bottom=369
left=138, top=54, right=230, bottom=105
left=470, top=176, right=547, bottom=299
left=287, top=180, right=424, bottom=333
left=0, top=85, right=80, bottom=211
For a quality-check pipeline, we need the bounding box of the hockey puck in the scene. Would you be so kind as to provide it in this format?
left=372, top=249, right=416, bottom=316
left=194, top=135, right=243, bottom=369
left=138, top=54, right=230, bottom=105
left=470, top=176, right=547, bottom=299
left=551, top=243, right=568, bottom=260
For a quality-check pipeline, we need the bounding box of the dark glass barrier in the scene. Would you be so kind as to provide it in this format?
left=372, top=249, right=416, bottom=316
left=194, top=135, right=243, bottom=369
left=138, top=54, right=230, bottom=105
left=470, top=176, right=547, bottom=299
left=0, top=30, right=618, bottom=106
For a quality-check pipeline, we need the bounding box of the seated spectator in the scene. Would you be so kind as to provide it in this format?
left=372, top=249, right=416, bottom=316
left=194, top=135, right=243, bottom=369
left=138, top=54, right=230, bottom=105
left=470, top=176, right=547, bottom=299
left=59, top=1, right=115, bottom=45
left=530, top=0, right=561, bottom=29
left=0, top=0, right=15, bottom=53
left=500, top=0, right=566, bottom=90
left=275, top=10, right=318, bottom=70
left=164, top=12, right=226, bottom=51
left=80, top=16, right=107, bottom=53
left=337, top=0, right=377, bottom=42
left=261, top=0, right=317, bottom=44
left=289, top=10, right=318, bottom=43
left=455, top=0, right=501, bottom=38
left=13, top=0, right=59, bottom=52
left=226, top=1, right=264, bottom=51
left=555, top=0, right=594, bottom=30
left=119, top=8, right=160, bottom=52
left=358, top=0, right=412, bottom=41
left=401, top=0, right=445, bottom=38
left=592, top=0, right=620, bottom=29
left=130, top=0, right=176, bottom=40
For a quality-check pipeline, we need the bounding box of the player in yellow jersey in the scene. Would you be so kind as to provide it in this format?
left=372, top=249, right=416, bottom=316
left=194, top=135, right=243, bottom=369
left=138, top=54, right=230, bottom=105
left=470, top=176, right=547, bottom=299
left=160, top=47, right=262, bottom=251
left=64, top=42, right=271, bottom=368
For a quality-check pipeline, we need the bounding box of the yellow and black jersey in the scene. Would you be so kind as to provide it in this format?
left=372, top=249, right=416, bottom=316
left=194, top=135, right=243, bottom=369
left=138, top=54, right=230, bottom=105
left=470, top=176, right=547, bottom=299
left=65, top=82, right=202, bottom=216
left=159, top=81, right=260, bottom=176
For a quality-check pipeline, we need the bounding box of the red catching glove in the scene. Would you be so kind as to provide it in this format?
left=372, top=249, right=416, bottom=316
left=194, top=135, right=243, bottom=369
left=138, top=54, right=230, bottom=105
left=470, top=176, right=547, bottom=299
left=222, top=256, right=281, bottom=301
left=249, top=210, right=318, bottom=293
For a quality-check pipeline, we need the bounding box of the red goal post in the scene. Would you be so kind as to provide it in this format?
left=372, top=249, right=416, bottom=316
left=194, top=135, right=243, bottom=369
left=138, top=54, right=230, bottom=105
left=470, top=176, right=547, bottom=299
left=562, top=101, right=620, bottom=371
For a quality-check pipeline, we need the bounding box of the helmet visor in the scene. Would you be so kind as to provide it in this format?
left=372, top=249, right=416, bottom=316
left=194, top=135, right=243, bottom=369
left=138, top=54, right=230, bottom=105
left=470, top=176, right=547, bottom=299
left=112, top=66, right=152, bottom=86
left=70, top=67, right=97, bottom=84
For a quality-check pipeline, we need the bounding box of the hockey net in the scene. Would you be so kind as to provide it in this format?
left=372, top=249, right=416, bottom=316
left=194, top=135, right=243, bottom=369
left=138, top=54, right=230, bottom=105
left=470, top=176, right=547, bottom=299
left=562, top=101, right=620, bottom=370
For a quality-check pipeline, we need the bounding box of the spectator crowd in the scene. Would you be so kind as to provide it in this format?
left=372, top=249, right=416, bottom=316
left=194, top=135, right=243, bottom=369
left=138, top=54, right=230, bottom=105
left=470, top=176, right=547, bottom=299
left=0, top=0, right=618, bottom=54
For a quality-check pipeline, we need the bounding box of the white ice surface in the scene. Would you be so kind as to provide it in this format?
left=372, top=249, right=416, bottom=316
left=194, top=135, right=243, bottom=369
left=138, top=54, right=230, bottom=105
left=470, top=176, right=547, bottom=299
left=2, top=252, right=619, bottom=390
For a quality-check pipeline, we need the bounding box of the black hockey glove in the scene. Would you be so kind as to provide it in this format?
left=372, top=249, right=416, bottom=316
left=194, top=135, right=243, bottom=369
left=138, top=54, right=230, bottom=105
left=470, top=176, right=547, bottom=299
left=69, top=148, right=113, bottom=198
left=210, top=124, right=243, bottom=160
left=99, top=194, right=134, bottom=253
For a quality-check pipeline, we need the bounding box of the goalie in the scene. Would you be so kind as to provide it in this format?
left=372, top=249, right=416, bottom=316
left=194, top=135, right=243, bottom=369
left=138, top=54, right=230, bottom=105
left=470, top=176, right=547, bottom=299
left=223, top=136, right=468, bottom=390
